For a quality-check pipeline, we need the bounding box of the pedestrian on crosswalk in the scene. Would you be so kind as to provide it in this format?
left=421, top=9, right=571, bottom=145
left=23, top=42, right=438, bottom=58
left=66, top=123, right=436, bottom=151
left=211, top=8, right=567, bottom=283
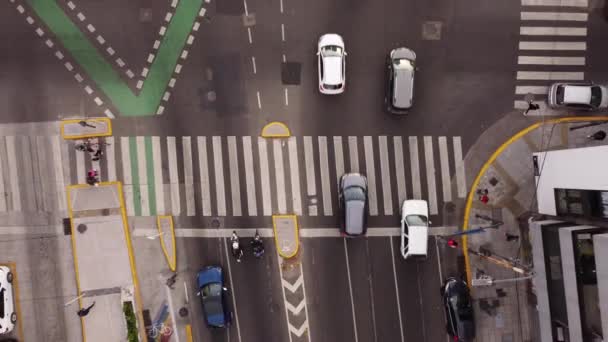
left=524, top=101, right=540, bottom=115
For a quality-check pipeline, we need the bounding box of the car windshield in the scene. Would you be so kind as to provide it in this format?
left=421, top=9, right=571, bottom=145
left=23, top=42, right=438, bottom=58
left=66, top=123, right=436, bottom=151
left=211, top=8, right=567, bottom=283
left=556, top=85, right=565, bottom=104
left=323, top=84, right=342, bottom=90
left=393, top=58, right=413, bottom=70
left=202, top=283, right=221, bottom=297
left=405, top=214, right=428, bottom=226
left=344, top=186, right=366, bottom=201
left=321, top=45, right=342, bottom=57
left=591, top=86, right=602, bottom=107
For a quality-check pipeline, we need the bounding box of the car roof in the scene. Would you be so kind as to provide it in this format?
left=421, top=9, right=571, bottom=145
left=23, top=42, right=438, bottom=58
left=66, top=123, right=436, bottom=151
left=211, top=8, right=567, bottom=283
left=345, top=200, right=365, bottom=235
left=563, top=85, right=592, bottom=104
left=197, top=266, right=222, bottom=287
left=393, top=67, right=414, bottom=109
left=342, top=173, right=366, bottom=189
left=323, top=57, right=342, bottom=85
left=406, top=226, right=428, bottom=254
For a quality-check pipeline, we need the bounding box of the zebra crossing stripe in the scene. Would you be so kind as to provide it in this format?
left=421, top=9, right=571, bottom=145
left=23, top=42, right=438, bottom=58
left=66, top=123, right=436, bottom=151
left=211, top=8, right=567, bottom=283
left=348, top=136, right=359, bottom=173
left=121, top=137, right=134, bottom=216
left=106, top=136, right=117, bottom=181
left=288, top=137, right=302, bottom=215
left=318, top=136, right=332, bottom=216
left=408, top=137, right=421, bottom=200
left=258, top=137, right=272, bottom=216
left=212, top=136, right=226, bottom=216
left=453, top=137, right=467, bottom=199
left=303, top=136, right=317, bottom=216
left=135, top=136, right=149, bottom=216
left=4, top=136, right=19, bottom=211
left=242, top=136, right=257, bottom=216
left=364, top=136, right=378, bottom=216
left=228, top=136, right=242, bottom=216
left=273, top=140, right=287, bottom=214
left=379, top=136, right=393, bottom=216
left=152, top=136, right=165, bottom=215
left=51, top=136, right=66, bottom=212
left=521, top=0, right=587, bottom=7
left=333, top=136, right=345, bottom=186
left=35, top=136, right=51, bottom=212
left=438, top=137, right=452, bottom=203
left=183, top=136, right=195, bottom=216
left=423, top=137, right=438, bottom=215
left=167, top=136, right=181, bottom=215
left=393, top=136, right=407, bottom=208
left=197, top=137, right=211, bottom=216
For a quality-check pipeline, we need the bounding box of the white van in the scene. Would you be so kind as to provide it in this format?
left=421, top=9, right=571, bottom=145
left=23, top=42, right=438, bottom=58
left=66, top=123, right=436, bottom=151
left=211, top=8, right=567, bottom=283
left=400, top=200, right=429, bottom=259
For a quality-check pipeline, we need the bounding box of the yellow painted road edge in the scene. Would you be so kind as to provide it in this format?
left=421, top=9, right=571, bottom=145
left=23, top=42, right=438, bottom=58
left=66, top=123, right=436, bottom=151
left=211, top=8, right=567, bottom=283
left=60, top=118, right=112, bottom=140
left=66, top=184, right=87, bottom=342
left=272, top=214, right=300, bottom=258
left=157, top=215, right=177, bottom=272
left=261, top=121, right=291, bottom=138
left=185, top=324, right=193, bottom=342
left=462, top=116, right=608, bottom=286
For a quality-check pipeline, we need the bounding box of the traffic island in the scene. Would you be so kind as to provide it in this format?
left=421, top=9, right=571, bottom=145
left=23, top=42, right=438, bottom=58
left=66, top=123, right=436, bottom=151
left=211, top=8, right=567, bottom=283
left=261, top=121, right=291, bottom=138
left=67, top=182, right=147, bottom=342
left=61, top=118, right=112, bottom=140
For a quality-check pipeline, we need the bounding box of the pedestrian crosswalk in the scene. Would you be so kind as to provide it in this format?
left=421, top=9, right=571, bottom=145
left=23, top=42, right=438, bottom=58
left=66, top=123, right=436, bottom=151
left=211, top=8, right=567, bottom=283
left=514, top=0, right=589, bottom=112
left=0, top=135, right=467, bottom=219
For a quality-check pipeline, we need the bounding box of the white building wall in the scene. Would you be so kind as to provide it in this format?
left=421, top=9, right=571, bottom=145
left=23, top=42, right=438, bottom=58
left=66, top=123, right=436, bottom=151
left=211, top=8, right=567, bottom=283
left=534, top=145, right=608, bottom=216
left=594, top=233, right=608, bottom=339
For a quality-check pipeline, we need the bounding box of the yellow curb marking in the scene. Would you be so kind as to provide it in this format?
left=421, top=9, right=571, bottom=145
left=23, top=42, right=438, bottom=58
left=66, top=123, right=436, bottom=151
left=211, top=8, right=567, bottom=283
left=462, top=116, right=608, bottom=286
left=0, top=262, right=23, bottom=341
left=185, top=324, right=193, bottom=342
left=272, top=214, right=299, bottom=258
left=261, top=121, right=291, bottom=138
left=66, top=182, right=148, bottom=342
left=157, top=215, right=177, bottom=272
left=60, top=118, right=113, bottom=140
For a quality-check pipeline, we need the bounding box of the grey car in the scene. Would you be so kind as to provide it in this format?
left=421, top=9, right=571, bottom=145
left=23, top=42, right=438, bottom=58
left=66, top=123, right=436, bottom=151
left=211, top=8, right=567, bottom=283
left=338, top=173, right=368, bottom=236
left=386, top=47, right=416, bottom=114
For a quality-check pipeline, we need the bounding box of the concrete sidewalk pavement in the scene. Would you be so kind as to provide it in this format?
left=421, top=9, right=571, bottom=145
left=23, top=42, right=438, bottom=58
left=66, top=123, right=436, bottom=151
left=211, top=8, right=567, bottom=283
left=460, top=111, right=608, bottom=342
left=67, top=182, right=147, bottom=342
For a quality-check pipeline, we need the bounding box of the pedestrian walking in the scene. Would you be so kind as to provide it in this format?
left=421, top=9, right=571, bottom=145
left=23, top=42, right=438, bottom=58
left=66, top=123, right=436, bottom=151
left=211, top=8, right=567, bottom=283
left=587, top=130, right=607, bottom=141
left=77, top=301, right=96, bottom=317
left=86, top=169, right=99, bottom=187
left=524, top=101, right=540, bottom=115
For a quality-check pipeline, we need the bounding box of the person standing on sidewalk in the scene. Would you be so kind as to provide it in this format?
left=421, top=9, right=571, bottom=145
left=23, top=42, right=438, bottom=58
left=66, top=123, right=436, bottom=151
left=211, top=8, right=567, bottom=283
left=477, top=188, right=490, bottom=204
left=77, top=301, right=96, bottom=317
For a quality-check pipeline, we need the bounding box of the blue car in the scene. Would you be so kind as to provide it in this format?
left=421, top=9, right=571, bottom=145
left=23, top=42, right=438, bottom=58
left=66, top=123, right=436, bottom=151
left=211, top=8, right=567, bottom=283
left=197, top=266, right=231, bottom=328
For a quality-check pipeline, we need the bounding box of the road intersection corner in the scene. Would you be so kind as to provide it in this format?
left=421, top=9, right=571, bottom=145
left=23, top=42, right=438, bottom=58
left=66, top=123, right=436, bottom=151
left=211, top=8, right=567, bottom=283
left=261, top=122, right=291, bottom=138
left=61, top=118, right=112, bottom=140
left=272, top=215, right=299, bottom=258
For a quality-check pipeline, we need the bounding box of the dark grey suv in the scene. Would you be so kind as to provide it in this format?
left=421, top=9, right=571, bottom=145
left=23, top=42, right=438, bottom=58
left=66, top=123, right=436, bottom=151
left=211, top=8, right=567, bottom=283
left=338, top=173, right=368, bottom=236
left=442, top=277, right=475, bottom=341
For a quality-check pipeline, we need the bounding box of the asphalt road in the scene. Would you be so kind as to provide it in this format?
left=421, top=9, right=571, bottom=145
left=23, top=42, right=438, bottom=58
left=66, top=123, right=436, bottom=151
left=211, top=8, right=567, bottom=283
left=180, top=234, right=462, bottom=342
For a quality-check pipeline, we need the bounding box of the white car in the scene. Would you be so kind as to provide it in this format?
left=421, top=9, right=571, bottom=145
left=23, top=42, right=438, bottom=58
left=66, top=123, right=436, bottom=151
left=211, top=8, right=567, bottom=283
left=547, top=82, right=608, bottom=110
left=400, top=200, right=429, bottom=259
left=317, top=34, right=346, bottom=94
left=0, top=266, right=16, bottom=334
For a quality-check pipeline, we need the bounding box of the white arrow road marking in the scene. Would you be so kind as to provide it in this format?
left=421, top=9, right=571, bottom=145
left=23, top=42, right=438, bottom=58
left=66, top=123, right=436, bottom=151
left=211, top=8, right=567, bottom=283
left=282, top=275, right=303, bottom=293
left=288, top=321, right=309, bottom=337
left=285, top=300, right=306, bottom=316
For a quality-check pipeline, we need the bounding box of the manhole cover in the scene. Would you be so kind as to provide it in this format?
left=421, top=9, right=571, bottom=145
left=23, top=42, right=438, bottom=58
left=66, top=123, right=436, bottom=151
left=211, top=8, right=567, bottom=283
left=139, top=8, right=152, bottom=22
left=422, top=21, right=442, bottom=40
left=489, top=177, right=499, bottom=187
left=211, top=218, right=221, bottom=228
left=178, top=307, right=188, bottom=317
left=77, top=224, right=87, bottom=233
left=281, top=62, right=301, bottom=85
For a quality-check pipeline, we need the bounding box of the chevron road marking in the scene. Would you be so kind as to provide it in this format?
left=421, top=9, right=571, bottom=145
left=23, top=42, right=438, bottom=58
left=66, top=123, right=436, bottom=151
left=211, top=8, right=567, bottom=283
left=285, top=301, right=306, bottom=316
left=288, top=321, right=309, bottom=338
left=282, top=275, right=303, bottom=293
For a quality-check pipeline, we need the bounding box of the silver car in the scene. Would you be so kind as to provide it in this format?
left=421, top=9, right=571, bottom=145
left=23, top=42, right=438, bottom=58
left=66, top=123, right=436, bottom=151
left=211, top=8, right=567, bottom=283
left=386, top=47, right=416, bottom=114
left=547, top=82, right=608, bottom=110
left=338, top=173, right=368, bottom=236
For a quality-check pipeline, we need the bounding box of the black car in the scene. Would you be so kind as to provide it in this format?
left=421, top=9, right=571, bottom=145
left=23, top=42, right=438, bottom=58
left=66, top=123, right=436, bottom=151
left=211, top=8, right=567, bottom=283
left=338, top=173, right=368, bottom=236
left=442, top=277, right=475, bottom=341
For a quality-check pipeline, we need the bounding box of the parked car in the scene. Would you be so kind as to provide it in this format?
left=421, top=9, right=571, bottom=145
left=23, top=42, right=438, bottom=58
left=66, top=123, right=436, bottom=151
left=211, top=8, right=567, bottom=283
left=386, top=47, right=416, bottom=114
left=547, top=82, right=608, bottom=110
left=197, top=266, right=231, bottom=328
left=400, top=200, right=429, bottom=259
left=338, top=173, right=368, bottom=236
left=442, top=277, right=475, bottom=341
left=0, top=266, right=16, bottom=334
left=317, top=34, right=346, bottom=94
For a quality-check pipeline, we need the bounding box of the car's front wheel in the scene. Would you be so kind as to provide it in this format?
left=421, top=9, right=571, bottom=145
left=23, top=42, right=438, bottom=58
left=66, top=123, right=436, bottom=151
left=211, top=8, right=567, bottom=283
left=10, top=312, right=17, bottom=323
left=7, top=271, right=13, bottom=283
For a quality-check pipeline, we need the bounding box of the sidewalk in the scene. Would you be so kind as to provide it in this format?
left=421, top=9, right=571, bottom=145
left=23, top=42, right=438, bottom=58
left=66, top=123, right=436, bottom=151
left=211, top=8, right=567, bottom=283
left=461, top=110, right=608, bottom=342
left=67, top=182, right=146, bottom=342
